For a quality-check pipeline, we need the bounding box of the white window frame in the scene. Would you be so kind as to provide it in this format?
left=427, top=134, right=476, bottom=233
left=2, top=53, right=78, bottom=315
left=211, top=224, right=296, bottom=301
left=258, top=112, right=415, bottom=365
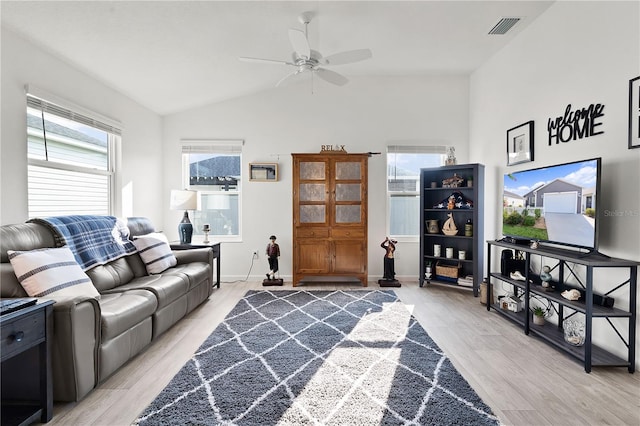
left=26, top=86, right=120, bottom=218
left=180, top=139, right=243, bottom=242
left=387, top=144, right=447, bottom=242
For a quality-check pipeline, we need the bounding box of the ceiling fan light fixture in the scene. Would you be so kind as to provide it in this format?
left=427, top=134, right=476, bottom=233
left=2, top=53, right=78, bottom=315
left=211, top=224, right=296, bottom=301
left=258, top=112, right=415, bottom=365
left=298, top=11, right=314, bottom=26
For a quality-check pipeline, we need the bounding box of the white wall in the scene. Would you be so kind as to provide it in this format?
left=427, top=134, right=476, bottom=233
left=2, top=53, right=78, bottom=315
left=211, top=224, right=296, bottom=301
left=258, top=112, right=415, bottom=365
left=163, top=75, right=470, bottom=281
left=470, top=1, right=640, bottom=368
left=1, top=28, right=164, bottom=225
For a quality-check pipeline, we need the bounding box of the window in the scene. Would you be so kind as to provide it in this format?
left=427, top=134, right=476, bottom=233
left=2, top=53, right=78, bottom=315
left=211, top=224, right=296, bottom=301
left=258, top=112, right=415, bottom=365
left=387, top=145, right=447, bottom=239
left=181, top=140, right=243, bottom=241
left=26, top=92, right=120, bottom=218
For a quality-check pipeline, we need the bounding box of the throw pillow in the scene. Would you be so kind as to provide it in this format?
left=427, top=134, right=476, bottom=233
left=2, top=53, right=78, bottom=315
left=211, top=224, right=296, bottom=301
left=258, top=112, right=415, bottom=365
left=8, top=246, right=100, bottom=300
left=132, top=232, right=177, bottom=274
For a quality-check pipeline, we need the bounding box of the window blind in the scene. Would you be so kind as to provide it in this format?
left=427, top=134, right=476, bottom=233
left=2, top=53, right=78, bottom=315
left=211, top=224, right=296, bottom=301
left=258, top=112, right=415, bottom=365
left=180, top=139, right=244, bottom=154
left=387, top=144, right=448, bottom=154
left=28, top=164, right=110, bottom=217
left=27, top=95, right=122, bottom=136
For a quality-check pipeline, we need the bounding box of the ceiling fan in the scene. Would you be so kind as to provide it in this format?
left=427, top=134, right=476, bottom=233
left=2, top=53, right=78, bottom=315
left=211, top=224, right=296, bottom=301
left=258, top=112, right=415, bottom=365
left=239, top=11, right=372, bottom=87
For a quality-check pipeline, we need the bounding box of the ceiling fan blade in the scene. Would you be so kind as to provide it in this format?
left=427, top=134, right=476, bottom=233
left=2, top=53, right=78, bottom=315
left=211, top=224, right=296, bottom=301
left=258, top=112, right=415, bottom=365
left=238, top=56, right=294, bottom=66
left=288, top=28, right=310, bottom=59
left=315, top=68, right=349, bottom=86
left=323, top=49, right=372, bottom=66
left=276, top=70, right=302, bottom=87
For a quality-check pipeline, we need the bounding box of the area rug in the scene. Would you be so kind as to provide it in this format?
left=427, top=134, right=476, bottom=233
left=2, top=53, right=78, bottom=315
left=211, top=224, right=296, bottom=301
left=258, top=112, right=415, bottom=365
left=134, top=290, right=500, bottom=425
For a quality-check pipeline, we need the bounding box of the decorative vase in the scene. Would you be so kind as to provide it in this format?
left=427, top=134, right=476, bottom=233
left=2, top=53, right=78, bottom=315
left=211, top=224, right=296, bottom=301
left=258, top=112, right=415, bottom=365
left=533, top=315, right=545, bottom=326
left=426, top=219, right=439, bottom=234
left=465, top=219, right=473, bottom=237
left=178, top=223, right=193, bottom=244
left=178, top=211, right=193, bottom=244
left=563, top=319, right=585, bottom=346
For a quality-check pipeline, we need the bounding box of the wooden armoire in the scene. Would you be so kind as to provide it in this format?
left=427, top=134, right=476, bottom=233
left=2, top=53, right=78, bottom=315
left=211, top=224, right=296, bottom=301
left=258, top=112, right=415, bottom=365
left=292, top=152, right=368, bottom=286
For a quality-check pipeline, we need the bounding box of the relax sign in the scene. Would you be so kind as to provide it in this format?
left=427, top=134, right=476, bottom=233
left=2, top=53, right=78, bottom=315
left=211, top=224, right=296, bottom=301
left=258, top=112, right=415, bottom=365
left=547, top=103, right=605, bottom=145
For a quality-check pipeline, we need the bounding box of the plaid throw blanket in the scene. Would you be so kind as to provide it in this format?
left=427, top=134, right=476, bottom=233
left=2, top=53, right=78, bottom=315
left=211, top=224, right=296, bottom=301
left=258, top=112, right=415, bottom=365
left=28, top=215, right=137, bottom=271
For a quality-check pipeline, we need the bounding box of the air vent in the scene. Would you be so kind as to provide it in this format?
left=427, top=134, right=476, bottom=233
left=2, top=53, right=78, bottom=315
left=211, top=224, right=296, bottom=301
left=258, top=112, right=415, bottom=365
left=488, top=17, right=521, bottom=35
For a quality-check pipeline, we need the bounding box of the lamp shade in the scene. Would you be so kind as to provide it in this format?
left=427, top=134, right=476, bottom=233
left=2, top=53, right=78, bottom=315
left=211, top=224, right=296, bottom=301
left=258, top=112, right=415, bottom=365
left=170, top=189, right=198, bottom=211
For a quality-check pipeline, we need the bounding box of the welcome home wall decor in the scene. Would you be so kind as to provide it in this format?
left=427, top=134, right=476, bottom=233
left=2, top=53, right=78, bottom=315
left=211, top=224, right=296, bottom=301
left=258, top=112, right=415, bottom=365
left=547, top=103, right=605, bottom=145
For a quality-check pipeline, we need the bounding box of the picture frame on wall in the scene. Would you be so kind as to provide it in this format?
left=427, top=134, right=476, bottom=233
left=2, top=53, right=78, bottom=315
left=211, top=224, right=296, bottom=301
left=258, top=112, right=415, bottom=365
left=506, top=120, right=534, bottom=166
left=629, top=76, right=640, bottom=149
left=249, top=162, right=278, bottom=181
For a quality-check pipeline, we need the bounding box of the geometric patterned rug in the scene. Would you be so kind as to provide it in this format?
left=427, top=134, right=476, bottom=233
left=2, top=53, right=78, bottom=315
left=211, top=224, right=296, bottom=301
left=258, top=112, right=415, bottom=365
left=134, top=290, right=500, bottom=425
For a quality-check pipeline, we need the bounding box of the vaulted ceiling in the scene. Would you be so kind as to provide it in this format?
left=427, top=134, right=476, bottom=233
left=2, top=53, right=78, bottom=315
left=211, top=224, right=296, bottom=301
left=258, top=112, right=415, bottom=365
left=1, top=1, right=554, bottom=115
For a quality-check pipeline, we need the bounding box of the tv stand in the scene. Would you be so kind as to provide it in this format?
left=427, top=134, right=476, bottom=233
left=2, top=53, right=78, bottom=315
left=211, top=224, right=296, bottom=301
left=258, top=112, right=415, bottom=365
left=486, top=239, right=638, bottom=373
left=501, top=236, right=531, bottom=246
left=577, top=249, right=611, bottom=259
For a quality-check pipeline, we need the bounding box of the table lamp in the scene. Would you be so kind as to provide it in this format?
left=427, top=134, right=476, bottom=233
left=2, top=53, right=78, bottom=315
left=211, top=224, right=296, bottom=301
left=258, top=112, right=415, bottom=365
left=170, top=189, right=198, bottom=244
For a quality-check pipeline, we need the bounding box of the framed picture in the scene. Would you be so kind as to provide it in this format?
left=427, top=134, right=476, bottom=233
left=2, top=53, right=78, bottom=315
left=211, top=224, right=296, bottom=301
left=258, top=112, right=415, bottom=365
left=507, top=121, right=534, bottom=166
left=249, top=163, right=278, bottom=181
left=629, top=76, right=640, bottom=149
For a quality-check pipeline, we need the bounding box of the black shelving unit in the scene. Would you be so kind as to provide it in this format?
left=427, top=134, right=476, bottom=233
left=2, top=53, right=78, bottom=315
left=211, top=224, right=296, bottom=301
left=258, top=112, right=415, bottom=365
left=419, top=164, right=484, bottom=296
left=487, top=239, right=638, bottom=373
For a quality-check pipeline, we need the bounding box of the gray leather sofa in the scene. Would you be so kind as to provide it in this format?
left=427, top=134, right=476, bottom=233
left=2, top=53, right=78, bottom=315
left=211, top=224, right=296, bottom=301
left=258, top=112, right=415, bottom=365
left=0, top=217, right=214, bottom=402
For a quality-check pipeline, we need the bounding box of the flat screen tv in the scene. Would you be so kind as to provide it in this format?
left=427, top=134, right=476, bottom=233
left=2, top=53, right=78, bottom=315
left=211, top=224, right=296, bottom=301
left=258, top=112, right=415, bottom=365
left=502, top=157, right=601, bottom=251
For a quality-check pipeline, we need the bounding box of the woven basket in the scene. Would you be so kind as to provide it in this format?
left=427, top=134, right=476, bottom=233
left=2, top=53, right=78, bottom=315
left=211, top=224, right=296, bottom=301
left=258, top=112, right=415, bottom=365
left=435, top=261, right=461, bottom=278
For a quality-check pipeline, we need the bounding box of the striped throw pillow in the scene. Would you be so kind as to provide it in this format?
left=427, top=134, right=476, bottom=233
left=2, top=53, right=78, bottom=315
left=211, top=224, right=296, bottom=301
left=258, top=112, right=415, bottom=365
left=132, top=232, right=177, bottom=274
left=8, top=246, right=100, bottom=300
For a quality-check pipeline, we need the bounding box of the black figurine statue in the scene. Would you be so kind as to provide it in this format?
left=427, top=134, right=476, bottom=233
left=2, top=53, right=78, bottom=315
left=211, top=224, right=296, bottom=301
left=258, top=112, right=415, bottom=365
left=379, top=237, right=401, bottom=287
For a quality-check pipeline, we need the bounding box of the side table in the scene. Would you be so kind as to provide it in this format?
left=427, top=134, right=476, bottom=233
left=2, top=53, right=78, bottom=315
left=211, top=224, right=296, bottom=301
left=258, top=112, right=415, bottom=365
left=170, top=241, right=221, bottom=288
left=1, top=300, right=54, bottom=425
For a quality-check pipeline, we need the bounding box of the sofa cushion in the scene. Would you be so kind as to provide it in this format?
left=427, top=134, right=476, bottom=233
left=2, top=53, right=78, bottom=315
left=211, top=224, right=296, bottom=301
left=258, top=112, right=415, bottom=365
left=1, top=223, right=56, bottom=263
left=125, top=252, right=150, bottom=278
left=86, top=257, right=136, bottom=293
left=8, top=246, right=100, bottom=301
left=99, top=289, right=157, bottom=340
left=162, top=262, right=211, bottom=291
left=132, top=233, right=177, bottom=274
left=103, top=275, right=189, bottom=309
left=1, top=264, right=29, bottom=298
left=126, top=217, right=156, bottom=238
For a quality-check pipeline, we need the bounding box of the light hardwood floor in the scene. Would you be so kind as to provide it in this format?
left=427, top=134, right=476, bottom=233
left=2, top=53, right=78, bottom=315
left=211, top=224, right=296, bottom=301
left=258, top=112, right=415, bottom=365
left=44, top=281, right=640, bottom=425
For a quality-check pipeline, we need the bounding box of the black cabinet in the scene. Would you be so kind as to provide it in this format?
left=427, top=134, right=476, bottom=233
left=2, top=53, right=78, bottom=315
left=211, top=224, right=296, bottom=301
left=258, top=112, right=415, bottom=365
left=1, top=300, right=54, bottom=425
left=419, top=164, right=484, bottom=295
left=486, top=239, right=638, bottom=373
